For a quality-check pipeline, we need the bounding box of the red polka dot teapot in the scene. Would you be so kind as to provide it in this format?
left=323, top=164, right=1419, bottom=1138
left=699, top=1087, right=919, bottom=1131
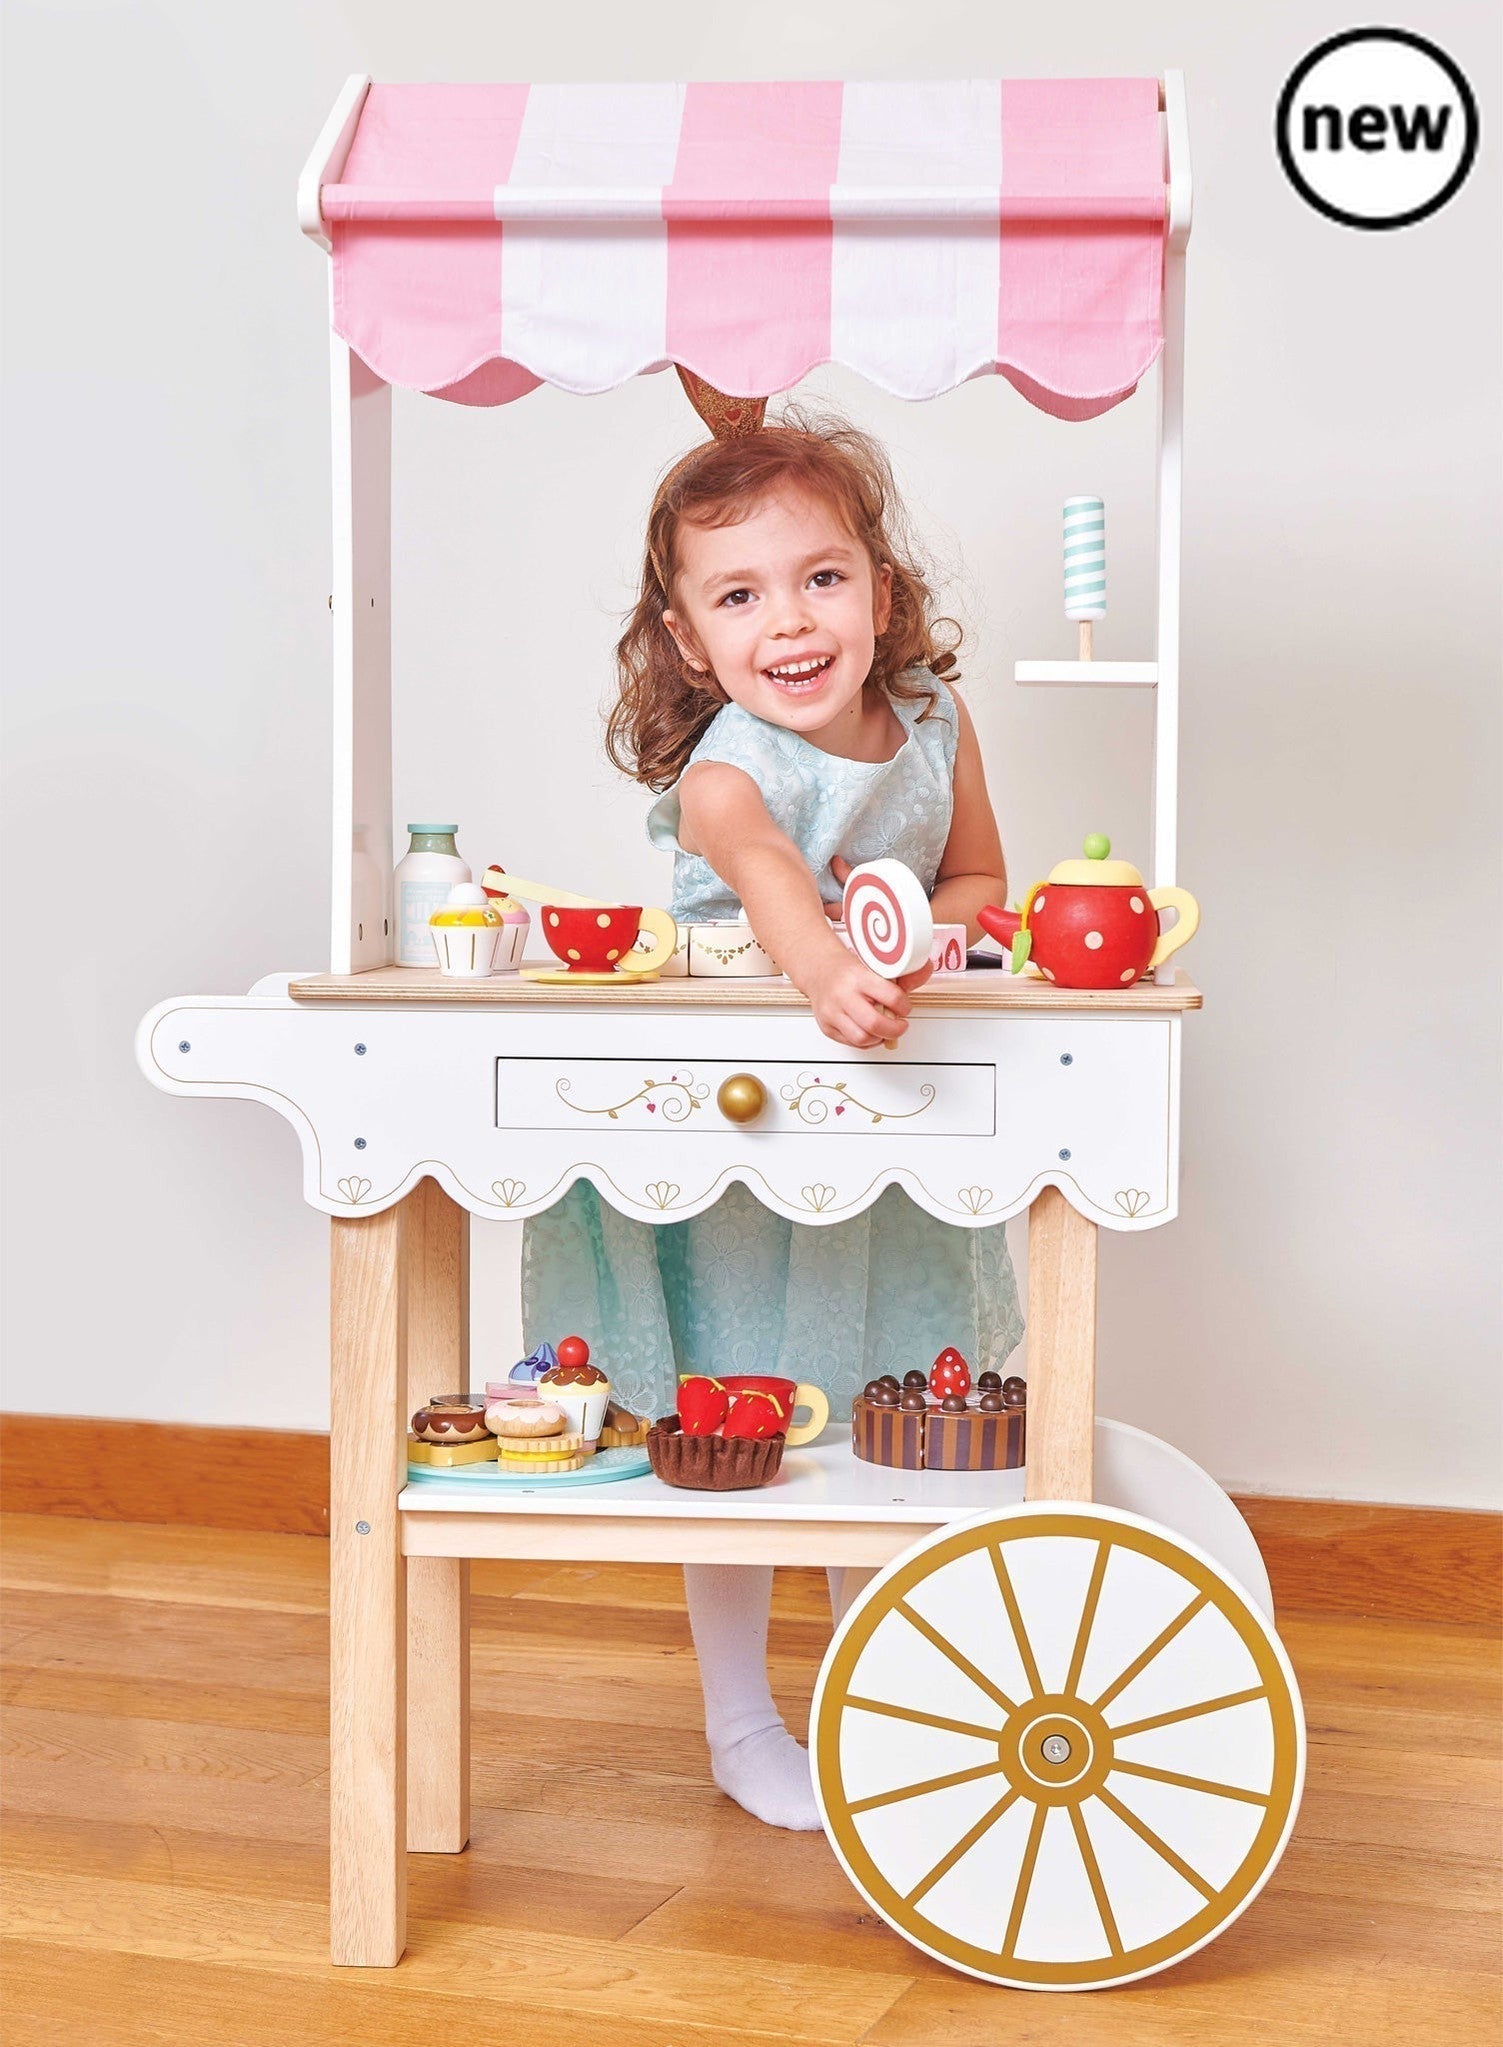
left=977, top=836, right=1200, bottom=989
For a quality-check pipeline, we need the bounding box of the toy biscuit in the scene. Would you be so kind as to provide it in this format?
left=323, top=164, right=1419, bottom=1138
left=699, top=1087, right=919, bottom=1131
left=495, top=1448, right=585, bottom=1475
left=406, top=1434, right=499, bottom=1468
left=598, top=1402, right=649, bottom=1449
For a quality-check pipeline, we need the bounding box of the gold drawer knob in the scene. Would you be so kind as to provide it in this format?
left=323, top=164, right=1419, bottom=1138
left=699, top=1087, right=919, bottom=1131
left=717, top=1073, right=767, bottom=1124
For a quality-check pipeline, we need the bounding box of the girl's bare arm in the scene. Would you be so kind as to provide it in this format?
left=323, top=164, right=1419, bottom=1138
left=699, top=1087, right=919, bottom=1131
left=929, top=692, right=1007, bottom=939
left=678, top=761, right=925, bottom=1048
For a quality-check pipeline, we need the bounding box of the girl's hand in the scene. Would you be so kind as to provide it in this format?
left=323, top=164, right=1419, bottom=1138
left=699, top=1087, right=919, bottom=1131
left=802, top=948, right=922, bottom=1049
left=676, top=779, right=935, bottom=1038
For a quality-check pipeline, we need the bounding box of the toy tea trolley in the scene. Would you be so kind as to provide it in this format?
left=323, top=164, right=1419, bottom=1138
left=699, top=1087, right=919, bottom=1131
left=138, top=76, right=1303, bottom=1990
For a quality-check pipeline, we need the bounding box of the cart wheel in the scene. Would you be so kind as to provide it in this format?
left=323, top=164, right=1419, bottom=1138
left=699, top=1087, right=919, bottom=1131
left=812, top=1502, right=1304, bottom=1990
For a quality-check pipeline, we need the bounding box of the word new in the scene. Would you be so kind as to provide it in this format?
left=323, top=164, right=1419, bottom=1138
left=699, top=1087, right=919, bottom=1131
left=1301, top=102, right=1452, bottom=152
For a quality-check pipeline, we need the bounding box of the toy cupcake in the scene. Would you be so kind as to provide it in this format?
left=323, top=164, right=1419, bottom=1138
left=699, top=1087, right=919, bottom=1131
left=536, top=1335, right=611, bottom=1445
left=503, top=1341, right=557, bottom=1390
left=477, top=881, right=529, bottom=969
left=429, top=883, right=510, bottom=977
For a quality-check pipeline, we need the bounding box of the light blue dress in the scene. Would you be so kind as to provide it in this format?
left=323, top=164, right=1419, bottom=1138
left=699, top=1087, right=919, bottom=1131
left=521, top=678, right=1023, bottom=1421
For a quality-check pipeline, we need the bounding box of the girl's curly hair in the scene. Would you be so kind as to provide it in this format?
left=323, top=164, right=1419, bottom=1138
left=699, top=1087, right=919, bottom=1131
left=606, top=406, right=962, bottom=791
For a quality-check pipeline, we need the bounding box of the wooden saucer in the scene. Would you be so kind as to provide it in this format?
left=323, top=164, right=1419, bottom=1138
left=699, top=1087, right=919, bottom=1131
left=520, top=966, right=661, bottom=985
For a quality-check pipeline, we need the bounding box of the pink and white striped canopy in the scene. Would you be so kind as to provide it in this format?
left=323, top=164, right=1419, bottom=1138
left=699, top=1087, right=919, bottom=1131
left=326, top=80, right=1166, bottom=421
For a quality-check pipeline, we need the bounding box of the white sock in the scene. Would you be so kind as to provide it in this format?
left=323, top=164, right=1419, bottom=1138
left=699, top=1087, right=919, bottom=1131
left=683, top=1563, right=822, bottom=1831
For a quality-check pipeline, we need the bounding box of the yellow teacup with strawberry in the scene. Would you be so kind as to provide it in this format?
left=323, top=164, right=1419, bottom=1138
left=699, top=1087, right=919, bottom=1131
left=717, top=1375, right=829, bottom=1447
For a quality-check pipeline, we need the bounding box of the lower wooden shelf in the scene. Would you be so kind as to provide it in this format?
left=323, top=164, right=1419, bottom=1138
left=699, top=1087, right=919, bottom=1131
left=396, top=1427, right=1276, bottom=1615
left=398, top=1439, right=1021, bottom=1565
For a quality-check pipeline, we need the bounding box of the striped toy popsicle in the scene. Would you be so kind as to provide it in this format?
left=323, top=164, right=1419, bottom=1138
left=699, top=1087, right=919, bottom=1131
left=1063, top=494, right=1105, bottom=659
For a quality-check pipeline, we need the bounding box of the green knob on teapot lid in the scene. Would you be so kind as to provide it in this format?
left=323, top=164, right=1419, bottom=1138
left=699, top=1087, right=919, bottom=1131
left=1049, top=834, right=1144, bottom=887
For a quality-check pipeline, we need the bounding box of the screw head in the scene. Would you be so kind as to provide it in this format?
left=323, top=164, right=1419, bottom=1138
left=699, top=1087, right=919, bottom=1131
left=354, top=1138, right=367, bottom=1150
left=1059, top=1148, right=1071, bottom=1161
left=1060, top=1053, right=1073, bottom=1065
left=178, top=1041, right=191, bottom=1053
left=1042, top=1734, right=1072, bottom=1764
left=354, top=1043, right=367, bottom=1056
left=355, top=1521, right=370, bottom=1535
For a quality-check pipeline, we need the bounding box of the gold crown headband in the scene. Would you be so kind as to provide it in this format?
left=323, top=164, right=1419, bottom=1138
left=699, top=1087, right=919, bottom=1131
left=675, top=365, right=768, bottom=439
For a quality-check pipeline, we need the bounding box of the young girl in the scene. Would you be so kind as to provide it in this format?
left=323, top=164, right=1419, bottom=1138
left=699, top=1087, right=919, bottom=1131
left=523, top=411, right=1023, bottom=1829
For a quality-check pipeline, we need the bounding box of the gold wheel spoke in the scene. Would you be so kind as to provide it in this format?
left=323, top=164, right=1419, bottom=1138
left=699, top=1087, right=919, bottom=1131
left=997, top=1801, right=1047, bottom=1960
left=1111, top=1759, right=1271, bottom=1808
left=1069, top=1802, right=1123, bottom=1959
left=1091, top=1590, right=1209, bottom=1714
left=1111, top=1684, right=1266, bottom=1740
left=988, top=1545, right=1043, bottom=1700
left=905, top=1786, right=1021, bottom=1908
left=844, top=1695, right=1004, bottom=1743
left=897, top=1599, right=1020, bottom=1717
left=1063, top=1539, right=1109, bottom=1701
left=850, top=1758, right=1010, bottom=1818
left=1096, top=1785, right=1217, bottom=1901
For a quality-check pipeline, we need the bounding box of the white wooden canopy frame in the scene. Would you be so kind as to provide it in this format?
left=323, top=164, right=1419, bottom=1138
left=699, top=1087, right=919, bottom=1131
left=298, top=72, right=1192, bottom=981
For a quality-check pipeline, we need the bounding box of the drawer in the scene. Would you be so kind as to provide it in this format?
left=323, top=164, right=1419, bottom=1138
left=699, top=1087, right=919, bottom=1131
left=495, top=1058, right=995, bottom=1137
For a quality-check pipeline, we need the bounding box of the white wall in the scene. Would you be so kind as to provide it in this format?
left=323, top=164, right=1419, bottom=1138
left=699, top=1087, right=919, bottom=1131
left=2, top=0, right=1498, bottom=1507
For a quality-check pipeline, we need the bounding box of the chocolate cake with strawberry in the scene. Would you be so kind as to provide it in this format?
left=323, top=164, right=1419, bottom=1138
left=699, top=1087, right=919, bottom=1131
left=852, top=1350, right=1026, bottom=1471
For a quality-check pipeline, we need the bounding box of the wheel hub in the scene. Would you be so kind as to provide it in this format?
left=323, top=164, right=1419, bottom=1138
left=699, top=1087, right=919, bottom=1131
left=1001, top=1694, right=1113, bottom=1803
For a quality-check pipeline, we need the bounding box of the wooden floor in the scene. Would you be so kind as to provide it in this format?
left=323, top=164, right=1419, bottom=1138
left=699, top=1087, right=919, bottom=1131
left=1, top=1513, right=1499, bottom=2045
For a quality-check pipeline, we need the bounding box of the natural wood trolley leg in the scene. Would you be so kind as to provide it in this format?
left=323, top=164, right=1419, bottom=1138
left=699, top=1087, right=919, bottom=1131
left=404, top=1177, right=471, bottom=1855
left=330, top=1201, right=409, bottom=1966
left=1024, top=1186, right=1098, bottom=1504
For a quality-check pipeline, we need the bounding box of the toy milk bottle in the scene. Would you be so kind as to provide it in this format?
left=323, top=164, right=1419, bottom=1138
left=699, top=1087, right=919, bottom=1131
left=394, top=824, right=470, bottom=965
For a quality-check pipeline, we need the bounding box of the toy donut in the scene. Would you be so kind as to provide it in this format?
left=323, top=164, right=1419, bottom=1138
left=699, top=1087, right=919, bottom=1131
left=410, top=1396, right=490, bottom=1444
left=485, top=1399, right=569, bottom=1438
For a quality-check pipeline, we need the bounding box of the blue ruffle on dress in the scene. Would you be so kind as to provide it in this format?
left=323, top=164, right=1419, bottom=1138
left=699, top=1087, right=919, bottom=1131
left=521, top=679, right=1023, bottom=1421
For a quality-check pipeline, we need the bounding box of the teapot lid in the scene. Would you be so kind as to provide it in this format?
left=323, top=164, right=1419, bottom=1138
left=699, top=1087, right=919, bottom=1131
left=1046, top=835, right=1146, bottom=887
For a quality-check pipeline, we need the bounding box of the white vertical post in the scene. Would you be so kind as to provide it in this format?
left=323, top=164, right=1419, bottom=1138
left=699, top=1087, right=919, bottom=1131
left=299, top=75, right=372, bottom=252
left=330, top=307, right=393, bottom=976
left=1152, top=71, right=1192, bottom=983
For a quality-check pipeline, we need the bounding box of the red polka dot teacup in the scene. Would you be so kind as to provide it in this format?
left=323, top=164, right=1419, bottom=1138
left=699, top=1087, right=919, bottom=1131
left=540, top=902, right=677, bottom=975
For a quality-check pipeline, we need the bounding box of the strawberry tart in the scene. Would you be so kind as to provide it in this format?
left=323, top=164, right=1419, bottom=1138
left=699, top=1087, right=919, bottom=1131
left=649, top=1375, right=791, bottom=1490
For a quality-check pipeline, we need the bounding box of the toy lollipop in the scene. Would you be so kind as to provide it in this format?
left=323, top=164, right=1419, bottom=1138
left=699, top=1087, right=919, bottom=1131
left=840, top=859, right=934, bottom=978
left=1063, top=494, right=1106, bottom=660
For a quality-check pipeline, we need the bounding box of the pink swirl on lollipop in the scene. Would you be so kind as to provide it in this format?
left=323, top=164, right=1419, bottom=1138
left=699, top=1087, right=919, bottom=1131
left=840, top=860, right=935, bottom=979
left=848, top=872, right=907, bottom=969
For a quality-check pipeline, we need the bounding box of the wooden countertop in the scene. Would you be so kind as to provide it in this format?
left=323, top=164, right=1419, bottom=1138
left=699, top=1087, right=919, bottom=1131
left=288, top=966, right=1203, bottom=1013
